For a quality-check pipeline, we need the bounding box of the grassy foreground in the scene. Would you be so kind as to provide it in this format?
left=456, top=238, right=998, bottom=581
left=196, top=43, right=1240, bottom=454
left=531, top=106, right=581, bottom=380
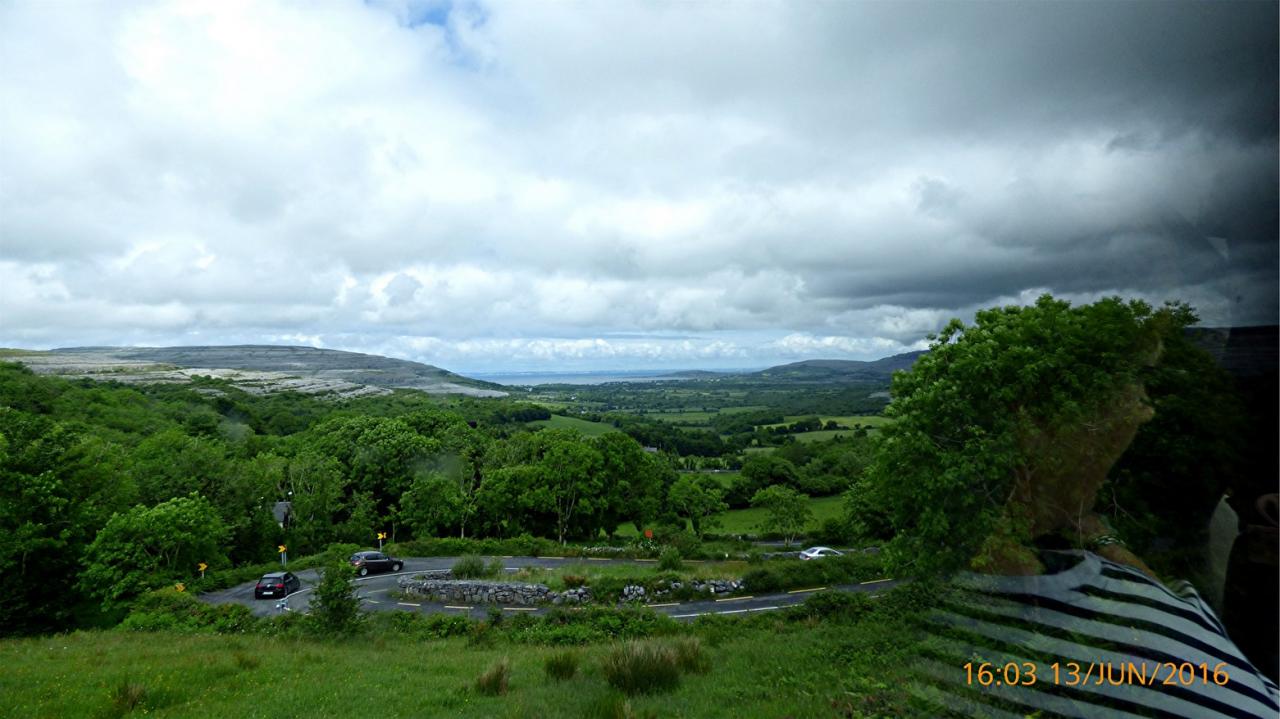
left=0, top=613, right=916, bottom=719
left=5, top=619, right=916, bottom=711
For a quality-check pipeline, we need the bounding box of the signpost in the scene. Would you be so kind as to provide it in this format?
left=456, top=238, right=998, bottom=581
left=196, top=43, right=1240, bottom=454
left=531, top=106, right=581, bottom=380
left=377, top=531, right=387, bottom=551
left=198, top=562, right=207, bottom=579
left=278, top=544, right=288, bottom=566
left=175, top=583, right=185, bottom=593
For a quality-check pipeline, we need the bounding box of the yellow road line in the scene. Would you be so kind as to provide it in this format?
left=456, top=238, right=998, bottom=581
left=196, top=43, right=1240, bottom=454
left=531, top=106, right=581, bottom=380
left=714, top=595, right=753, bottom=603
left=787, top=587, right=826, bottom=594
left=860, top=578, right=895, bottom=585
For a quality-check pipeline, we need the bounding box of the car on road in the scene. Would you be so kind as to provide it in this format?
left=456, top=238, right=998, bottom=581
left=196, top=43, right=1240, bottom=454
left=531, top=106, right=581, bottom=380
left=799, top=546, right=844, bottom=561
left=255, top=571, right=301, bottom=599
left=349, top=550, right=404, bottom=577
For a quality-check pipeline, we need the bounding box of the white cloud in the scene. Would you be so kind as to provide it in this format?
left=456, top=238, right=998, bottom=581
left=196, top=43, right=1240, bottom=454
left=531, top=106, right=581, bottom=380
left=0, top=1, right=1273, bottom=370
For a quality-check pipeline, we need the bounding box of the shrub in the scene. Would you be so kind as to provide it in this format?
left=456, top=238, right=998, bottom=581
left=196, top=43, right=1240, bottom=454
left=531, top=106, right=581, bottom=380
left=741, top=553, right=883, bottom=594
left=669, top=636, right=710, bottom=674
left=562, top=573, right=588, bottom=589
left=785, top=590, right=873, bottom=622
left=487, top=605, right=504, bottom=627
left=474, top=657, right=511, bottom=696
left=452, top=555, right=487, bottom=579
left=108, top=680, right=148, bottom=717
left=588, top=694, right=656, bottom=719
left=657, top=547, right=683, bottom=571
left=543, top=650, right=579, bottom=681
left=309, top=560, right=362, bottom=635
left=601, top=641, right=681, bottom=695
left=486, top=557, right=507, bottom=577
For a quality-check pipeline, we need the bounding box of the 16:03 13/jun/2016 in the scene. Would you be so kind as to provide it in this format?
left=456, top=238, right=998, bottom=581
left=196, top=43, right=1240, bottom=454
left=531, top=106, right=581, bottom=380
left=963, top=661, right=1231, bottom=688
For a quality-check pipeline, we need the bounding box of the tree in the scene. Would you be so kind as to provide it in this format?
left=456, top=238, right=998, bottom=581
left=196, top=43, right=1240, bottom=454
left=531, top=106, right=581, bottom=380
left=730, top=454, right=798, bottom=506
left=667, top=475, right=727, bottom=538
left=399, top=471, right=463, bottom=538
left=858, top=294, right=1194, bottom=574
left=533, top=437, right=603, bottom=544
left=751, top=485, right=813, bottom=546
left=310, top=559, right=361, bottom=634
left=81, top=494, right=229, bottom=608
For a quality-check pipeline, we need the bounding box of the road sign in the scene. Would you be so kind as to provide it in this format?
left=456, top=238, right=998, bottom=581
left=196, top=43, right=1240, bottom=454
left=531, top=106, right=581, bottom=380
left=644, top=529, right=654, bottom=539
left=175, top=583, right=185, bottom=593
left=198, top=562, right=207, bottom=578
left=377, top=532, right=387, bottom=540
left=278, top=545, right=287, bottom=554
left=278, top=545, right=288, bottom=566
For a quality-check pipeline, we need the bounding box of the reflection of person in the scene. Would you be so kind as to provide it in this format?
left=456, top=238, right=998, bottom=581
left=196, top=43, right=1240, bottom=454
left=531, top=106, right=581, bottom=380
left=910, top=378, right=1280, bottom=717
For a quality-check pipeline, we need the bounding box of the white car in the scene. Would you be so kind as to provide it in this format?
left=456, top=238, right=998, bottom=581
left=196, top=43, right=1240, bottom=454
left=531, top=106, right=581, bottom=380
left=799, top=546, right=844, bottom=561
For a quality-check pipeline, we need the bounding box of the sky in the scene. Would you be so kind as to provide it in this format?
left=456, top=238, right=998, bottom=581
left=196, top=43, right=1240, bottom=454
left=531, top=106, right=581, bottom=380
left=1, top=0, right=1276, bottom=373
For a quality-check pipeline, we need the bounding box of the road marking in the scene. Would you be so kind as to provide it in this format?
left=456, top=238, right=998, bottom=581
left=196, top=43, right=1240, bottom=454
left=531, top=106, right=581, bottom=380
left=714, top=595, right=753, bottom=602
left=646, top=602, right=680, bottom=608
left=787, top=587, right=826, bottom=594
left=444, top=605, right=472, bottom=610
left=672, top=612, right=703, bottom=618
left=397, top=602, right=421, bottom=607
left=586, top=557, right=610, bottom=561
left=636, top=558, right=657, bottom=562
left=365, top=600, right=380, bottom=604
left=860, top=578, right=895, bottom=585
left=502, top=606, right=538, bottom=612
left=536, top=556, right=560, bottom=560
left=502, top=555, right=514, bottom=558
left=686, top=560, right=705, bottom=563
left=717, top=608, right=750, bottom=615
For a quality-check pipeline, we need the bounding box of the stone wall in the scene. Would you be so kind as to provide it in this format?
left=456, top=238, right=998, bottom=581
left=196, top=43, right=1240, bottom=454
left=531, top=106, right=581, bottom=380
left=398, top=577, right=560, bottom=606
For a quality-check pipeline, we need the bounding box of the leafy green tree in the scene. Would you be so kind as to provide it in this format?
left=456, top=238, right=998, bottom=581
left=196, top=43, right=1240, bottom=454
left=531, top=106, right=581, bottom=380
left=399, top=471, right=463, bottom=538
left=277, top=452, right=348, bottom=555
left=530, top=435, right=603, bottom=544
left=859, top=295, right=1192, bottom=574
left=309, top=559, right=361, bottom=634
left=592, top=433, right=670, bottom=535
left=668, top=475, right=727, bottom=538
left=0, top=409, right=135, bottom=634
left=751, top=485, right=813, bottom=545
left=128, top=428, right=230, bottom=505
left=81, top=494, right=229, bottom=608
left=730, top=454, right=798, bottom=506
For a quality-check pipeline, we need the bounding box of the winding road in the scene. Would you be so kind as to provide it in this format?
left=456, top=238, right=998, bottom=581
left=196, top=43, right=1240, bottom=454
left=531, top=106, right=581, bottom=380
left=201, top=556, right=900, bottom=621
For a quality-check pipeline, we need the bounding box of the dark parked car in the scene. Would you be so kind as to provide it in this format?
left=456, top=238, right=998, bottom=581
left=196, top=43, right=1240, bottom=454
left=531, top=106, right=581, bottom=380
left=254, top=571, right=301, bottom=599
left=349, top=551, right=404, bottom=577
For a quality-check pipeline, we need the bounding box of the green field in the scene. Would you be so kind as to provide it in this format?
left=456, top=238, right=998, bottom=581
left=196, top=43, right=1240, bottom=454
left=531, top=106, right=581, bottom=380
left=528, top=415, right=619, bottom=437
left=0, top=618, right=916, bottom=718
left=715, top=495, right=844, bottom=536
left=615, top=494, right=843, bottom=539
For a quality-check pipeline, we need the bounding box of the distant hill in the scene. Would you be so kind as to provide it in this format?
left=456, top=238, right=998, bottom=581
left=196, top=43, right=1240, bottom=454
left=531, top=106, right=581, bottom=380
left=750, top=351, right=927, bottom=383
left=11, top=345, right=507, bottom=398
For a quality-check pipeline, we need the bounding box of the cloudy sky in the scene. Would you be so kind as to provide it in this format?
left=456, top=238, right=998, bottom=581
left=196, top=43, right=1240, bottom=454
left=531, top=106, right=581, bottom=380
left=1, top=0, right=1276, bottom=373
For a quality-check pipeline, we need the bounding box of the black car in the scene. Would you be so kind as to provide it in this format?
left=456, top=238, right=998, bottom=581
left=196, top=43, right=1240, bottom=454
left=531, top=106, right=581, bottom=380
left=349, top=551, right=403, bottom=577
left=254, top=571, right=301, bottom=599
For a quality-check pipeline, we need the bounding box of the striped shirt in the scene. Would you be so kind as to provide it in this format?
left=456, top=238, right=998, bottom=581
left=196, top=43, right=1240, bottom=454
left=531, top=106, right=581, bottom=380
left=909, top=550, right=1280, bottom=718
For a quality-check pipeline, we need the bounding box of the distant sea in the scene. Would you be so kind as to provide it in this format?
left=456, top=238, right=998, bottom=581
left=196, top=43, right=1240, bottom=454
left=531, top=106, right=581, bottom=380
left=467, top=369, right=736, bottom=387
